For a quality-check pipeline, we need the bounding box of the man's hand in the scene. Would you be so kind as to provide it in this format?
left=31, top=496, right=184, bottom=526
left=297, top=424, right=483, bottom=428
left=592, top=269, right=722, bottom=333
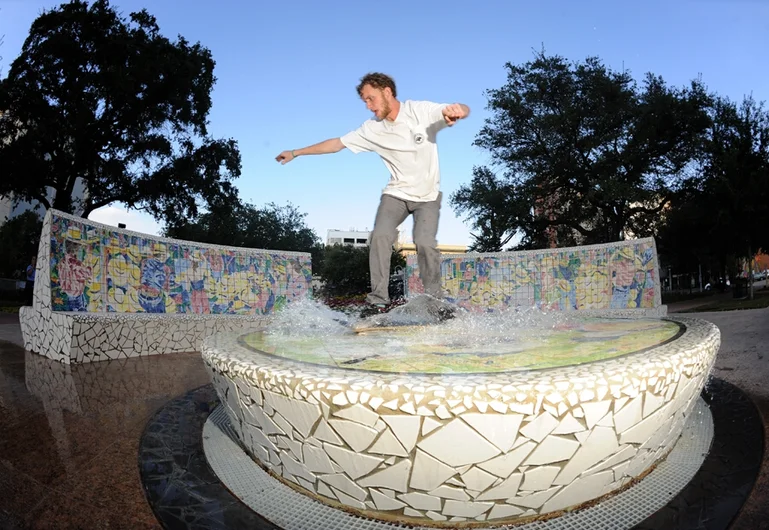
left=275, top=150, right=296, bottom=164
left=442, top=103, right=470, bottom=126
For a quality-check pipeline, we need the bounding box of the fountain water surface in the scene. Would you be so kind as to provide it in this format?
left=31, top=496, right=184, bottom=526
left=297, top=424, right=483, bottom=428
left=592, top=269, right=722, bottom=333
left=202, top=296, right=719, bottom=527
left=249, top=296, right=683, bottom=374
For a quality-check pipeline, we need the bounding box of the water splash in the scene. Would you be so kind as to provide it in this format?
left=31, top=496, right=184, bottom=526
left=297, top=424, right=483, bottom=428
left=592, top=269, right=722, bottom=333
left=249, top=298, right=680, bottom=374
left=263, top=297, right=351, bottom=337
left=264, top=295, right=574, bottom=347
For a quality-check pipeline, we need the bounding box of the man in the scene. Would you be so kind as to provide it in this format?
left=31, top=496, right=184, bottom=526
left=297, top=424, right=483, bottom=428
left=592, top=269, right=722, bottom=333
left=276, top=72, right=470, bottom=317
left=24, top=256, right=36, bottom=305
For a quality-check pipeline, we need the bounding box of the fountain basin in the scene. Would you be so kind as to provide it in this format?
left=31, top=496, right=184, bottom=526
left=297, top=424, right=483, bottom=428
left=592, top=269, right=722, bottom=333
left=202, top=315, right=719, bottom=527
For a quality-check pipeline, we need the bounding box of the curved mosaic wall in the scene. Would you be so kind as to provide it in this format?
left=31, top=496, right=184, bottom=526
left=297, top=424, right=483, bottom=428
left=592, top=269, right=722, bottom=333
left=405, top=238, right=663, bottom=314
left=47, top=210, right=312, bottom=314
left=202, top=316, right=719, bottom=527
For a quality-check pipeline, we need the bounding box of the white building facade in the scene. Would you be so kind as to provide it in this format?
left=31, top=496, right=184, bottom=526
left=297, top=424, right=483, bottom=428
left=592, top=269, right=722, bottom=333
left=326, top=229, right=371, bottom=248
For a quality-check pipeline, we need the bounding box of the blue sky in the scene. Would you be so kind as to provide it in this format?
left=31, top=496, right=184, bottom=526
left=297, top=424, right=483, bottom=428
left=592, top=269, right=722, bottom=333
left=2, top=0, right=768, bottom=246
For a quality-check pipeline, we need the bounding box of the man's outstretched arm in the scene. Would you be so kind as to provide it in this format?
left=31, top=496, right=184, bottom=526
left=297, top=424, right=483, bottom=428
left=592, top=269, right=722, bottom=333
left=276, top=138, right=345, bottom=164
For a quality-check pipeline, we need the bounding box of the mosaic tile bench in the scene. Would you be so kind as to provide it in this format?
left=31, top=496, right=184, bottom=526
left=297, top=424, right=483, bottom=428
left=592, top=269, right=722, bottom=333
left=20, top=209, right=312, bottom=364
left=405, top=238, right=667, bottom=318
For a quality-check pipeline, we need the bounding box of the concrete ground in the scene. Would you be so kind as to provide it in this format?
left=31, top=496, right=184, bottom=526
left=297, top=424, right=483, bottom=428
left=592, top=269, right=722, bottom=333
left=0, top=305, right=766, bottom=529
left=666, top=302, right=769, bottom=529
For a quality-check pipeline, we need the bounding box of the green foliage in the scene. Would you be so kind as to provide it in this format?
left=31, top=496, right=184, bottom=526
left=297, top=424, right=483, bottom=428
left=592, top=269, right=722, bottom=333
left=318, top=245, right=370, bottom=296
left=451, top=50, right=711, bottom=250
left=0, top=0, right=240, bottom=225
left=316, top=245, right=406, bottom=297
left=449, top=166, right=522, bottom=252
left=0, top=211, right=43, bottom=279
left=657, top=94, right=769, bottom=280
left=164, top=201, right=322, bottom=254
left=700, top=96, right=769, bottom=256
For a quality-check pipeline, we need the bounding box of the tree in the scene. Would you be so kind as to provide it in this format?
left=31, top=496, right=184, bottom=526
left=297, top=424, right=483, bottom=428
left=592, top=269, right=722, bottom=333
left=165, top=201, right=323, bottom=256
left=0, top=0, right=240, bottom=224
left=0, top=211, right=43, bottom=279
left=701, top=96, right=769, bottom=261
left=450, top=166, right=523, bottom=252
left=659, top=94, right=769, bottom=296
left=317, top=245, right=406, bottom=297
left=451, top=51, right=711, bottom=250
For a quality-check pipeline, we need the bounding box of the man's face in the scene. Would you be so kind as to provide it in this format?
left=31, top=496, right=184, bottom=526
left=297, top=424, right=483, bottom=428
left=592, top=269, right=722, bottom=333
left=360, top=84, right=391, bottom=120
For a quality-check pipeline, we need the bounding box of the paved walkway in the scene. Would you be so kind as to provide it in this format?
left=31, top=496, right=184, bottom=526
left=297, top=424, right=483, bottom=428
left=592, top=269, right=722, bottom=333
left=0, top=313, right=23, bottom=347
left=669, top=307, right=769, bottom=529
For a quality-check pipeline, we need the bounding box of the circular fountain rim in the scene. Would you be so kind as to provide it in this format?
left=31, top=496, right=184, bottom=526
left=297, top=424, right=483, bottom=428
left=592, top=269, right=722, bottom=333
left=202, top=316, right=719, bottom=389
left=235, top=317, right=687, bottom=376
left=198, top=314, right=724, bottom=527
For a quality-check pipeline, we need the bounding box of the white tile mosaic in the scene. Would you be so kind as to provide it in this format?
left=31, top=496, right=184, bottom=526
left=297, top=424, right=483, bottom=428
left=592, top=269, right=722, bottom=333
left=202, top=313, right=720, bottom=527
left=368, top=429, right=409, bottom=457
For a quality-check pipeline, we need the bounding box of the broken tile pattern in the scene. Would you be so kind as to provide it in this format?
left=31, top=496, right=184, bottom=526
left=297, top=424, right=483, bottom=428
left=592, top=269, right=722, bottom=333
left=202, top=315, right=720, bottom=526
left=20, top=208, right=306, bottom=364
left=405, top=237, right=664, bottom=315
left=136, top=376, right=760, bottom=530
left=20, top=302, right=272, bottom=364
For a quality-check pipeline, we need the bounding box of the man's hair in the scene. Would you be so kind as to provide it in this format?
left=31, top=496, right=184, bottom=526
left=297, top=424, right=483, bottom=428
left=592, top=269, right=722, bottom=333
left=356, top=72, right=397, bottom=98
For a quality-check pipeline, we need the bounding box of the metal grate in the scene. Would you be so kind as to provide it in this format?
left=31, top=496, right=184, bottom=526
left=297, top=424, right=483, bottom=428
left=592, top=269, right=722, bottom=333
left=203, top=399, right=713, bottom=530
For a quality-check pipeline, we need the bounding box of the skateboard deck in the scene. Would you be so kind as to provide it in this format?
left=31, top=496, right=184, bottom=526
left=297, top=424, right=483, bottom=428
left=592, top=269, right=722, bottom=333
left=351, top=323, right=431, bottom=334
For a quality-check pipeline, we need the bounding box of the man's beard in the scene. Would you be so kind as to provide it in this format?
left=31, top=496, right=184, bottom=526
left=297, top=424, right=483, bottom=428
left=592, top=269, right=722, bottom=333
left=378, top=101, right=391, bottom=120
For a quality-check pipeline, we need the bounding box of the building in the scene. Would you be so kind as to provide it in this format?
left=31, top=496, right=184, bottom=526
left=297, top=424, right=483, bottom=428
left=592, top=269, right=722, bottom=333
left=326, top=229, right=371, bottom=248
left=0, top=179, right=88, bottom=228
left=326, top=228, right=467, bottom=255
left=394, top=230, right=466, bottom=255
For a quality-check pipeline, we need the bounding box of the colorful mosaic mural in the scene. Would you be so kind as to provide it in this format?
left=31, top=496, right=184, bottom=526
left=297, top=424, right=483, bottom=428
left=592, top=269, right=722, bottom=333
left=49, top=212, right=312, bottom=314
left=405, top=239, right=660, bottom=311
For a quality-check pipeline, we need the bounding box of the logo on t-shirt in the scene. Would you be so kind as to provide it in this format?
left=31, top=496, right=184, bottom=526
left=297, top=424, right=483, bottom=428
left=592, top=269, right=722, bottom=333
left=413, top=132, right=425, bottom=145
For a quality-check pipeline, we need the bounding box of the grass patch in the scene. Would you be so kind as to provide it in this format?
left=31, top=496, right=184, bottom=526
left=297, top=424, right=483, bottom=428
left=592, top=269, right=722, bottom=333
left=662, top=291, right=715, bottom=304
left=679, top=289, right=769, bottom=312
left=0, top=299, right=23, bottom=314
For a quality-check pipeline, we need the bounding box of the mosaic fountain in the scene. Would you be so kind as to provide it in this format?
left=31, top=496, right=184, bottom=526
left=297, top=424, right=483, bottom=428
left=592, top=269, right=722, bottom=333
left=201, top=300, right=720, bottom=527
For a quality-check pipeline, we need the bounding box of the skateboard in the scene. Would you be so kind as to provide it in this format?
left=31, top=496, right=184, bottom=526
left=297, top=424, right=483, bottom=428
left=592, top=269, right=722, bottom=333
left=351, top=323, right=432, bottom=334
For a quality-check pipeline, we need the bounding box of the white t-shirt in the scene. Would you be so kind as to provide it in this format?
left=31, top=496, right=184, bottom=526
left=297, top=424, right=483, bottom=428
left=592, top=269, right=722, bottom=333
left=340, top=100, right=449, bottom=202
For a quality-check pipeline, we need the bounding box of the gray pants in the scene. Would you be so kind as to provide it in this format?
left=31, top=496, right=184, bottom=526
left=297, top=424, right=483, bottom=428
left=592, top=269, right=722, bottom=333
left=367, top=192, right=442, bottom=305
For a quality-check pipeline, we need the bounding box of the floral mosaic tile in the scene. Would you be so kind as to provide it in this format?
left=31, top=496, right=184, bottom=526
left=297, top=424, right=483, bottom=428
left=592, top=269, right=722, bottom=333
left=405, top=238, right=662, bottom=313
left=47, top=210, right=312, bottom=314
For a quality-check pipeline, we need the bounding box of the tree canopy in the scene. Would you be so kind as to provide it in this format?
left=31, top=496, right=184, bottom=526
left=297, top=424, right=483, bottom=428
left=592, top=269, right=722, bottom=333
left=0, top=0, right=241, bottom=224
left=656, top=94, right=769, bottom=281
left=317, top=245, right=406, bottom=298
left=164, top=201, right=322, bottom=254
left=451, top=51, right=712, bottom=251
left=0, top=210, right=42, bottom=280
